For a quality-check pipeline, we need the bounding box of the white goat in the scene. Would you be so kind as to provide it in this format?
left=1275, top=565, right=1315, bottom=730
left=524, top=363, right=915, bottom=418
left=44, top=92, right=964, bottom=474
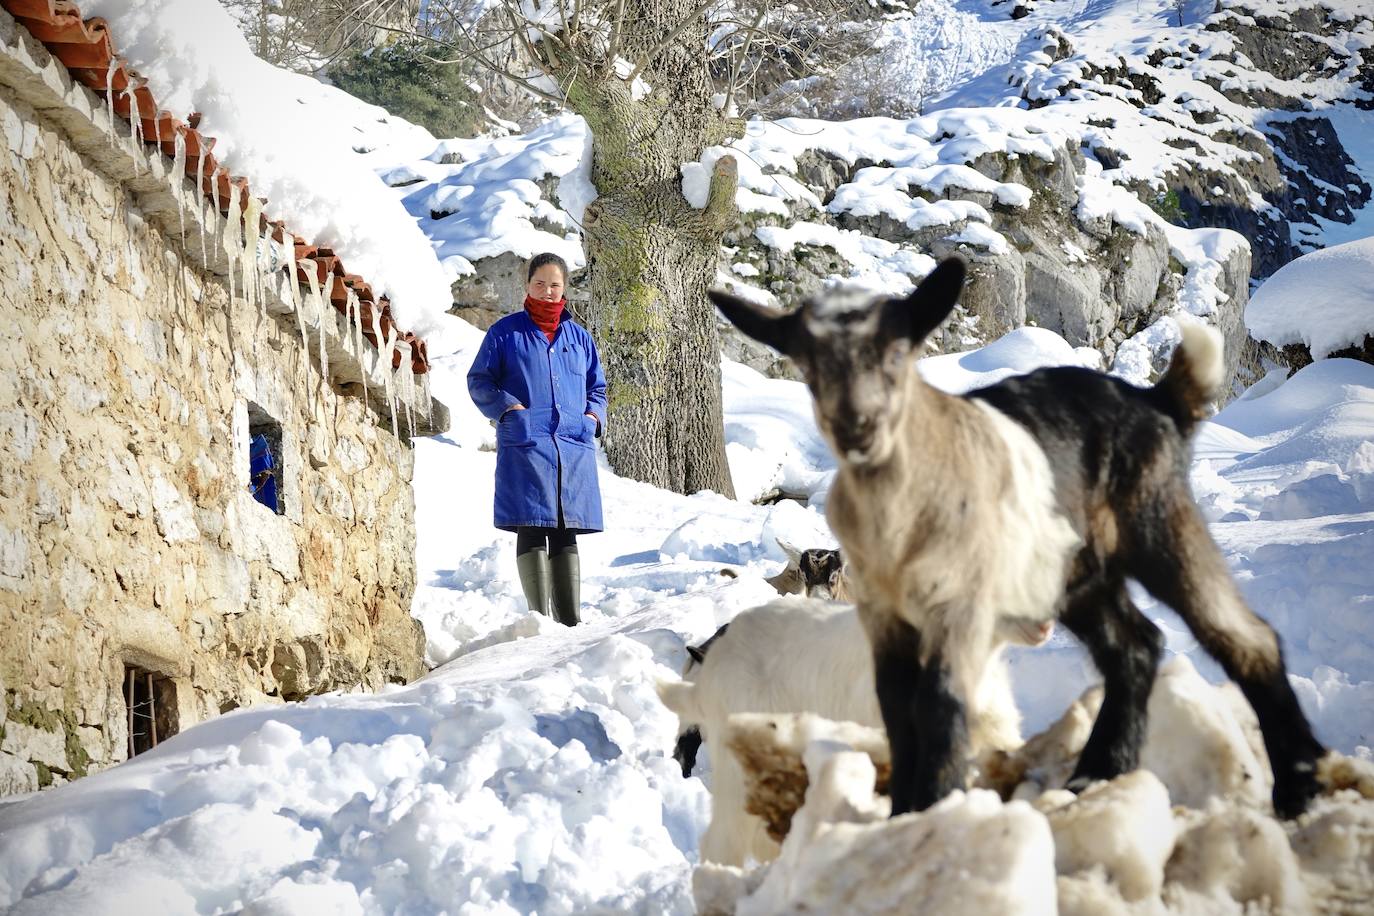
left=658, top=597, right=1045, bottom=865
left=710, top=257, right=1326, bottom=820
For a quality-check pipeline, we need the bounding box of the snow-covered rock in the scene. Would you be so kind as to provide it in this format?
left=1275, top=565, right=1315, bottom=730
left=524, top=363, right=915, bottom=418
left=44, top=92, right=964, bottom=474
left=1247, top=236, right=1374, bottom=361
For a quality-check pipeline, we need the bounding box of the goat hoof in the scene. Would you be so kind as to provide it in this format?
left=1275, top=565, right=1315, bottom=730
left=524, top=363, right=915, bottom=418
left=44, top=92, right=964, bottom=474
left=1064, top=775, right=1097, bottom=795
left=1273, top=769, right=1321, bottom=820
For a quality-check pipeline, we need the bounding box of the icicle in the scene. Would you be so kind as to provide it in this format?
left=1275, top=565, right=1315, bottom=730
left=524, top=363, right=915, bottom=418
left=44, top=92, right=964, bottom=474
left=124, top=87, right=140, bottom=174
left=421, top=373, right=433, bottom=428
left=285, top=246, right=312, bottom=397
left=401, top=364, right=416, bottom=440
left=286, top=246, right=307, bottom=347
left=302, top=259, right=329, bottom=384
left=342, top=292, right=355, bottom=367
left=172, top=130, right=187, bottom=243
left=365, top=302, right=387, bottom=417
left=240, top=196, right=263, bottom=313
left=133, top=111, right=144, bottom=169
left=211, top=171, right=223, bottom=279
left=382, top=325, right=399, bottom=440
left=104, top=59, right=118, bottom=148
left=196, top=145, right=209, bottom=268
left=350, top=292, right=368, bottom=403
left=221, top=179, right=241, bottom=303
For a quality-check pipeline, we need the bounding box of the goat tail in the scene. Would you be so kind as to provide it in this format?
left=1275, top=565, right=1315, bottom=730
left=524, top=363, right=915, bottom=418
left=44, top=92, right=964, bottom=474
left=656, top=678, right=705, bottom=725
left=1154, top=321, right=1225, bottom=434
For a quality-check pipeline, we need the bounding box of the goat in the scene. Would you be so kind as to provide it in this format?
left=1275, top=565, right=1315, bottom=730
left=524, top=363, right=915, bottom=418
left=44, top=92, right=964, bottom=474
left=659, top=598, right=1051, bottom=864
left=671, top=621, right=731, bottom=779
left=720, top=539, right=849, bottom=599
left=709, top=258, right=1325, bottom=820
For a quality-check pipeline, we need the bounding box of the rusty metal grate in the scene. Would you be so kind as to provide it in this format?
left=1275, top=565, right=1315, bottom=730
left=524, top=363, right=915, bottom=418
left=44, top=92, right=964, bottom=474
left=123, top=665, right=172, bottom=758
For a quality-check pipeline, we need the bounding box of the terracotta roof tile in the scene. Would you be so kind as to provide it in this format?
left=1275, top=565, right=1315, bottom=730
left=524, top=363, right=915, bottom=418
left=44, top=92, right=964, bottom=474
left=2, top=0, right=432, bottom=374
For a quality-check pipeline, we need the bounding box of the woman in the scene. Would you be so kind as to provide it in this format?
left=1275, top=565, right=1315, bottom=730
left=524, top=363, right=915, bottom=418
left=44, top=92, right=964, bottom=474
left=467, top=253, right=607, bottom=626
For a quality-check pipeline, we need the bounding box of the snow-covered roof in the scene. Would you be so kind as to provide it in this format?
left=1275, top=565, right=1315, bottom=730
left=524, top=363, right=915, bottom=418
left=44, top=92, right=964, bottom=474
left=1, top=0, right=446, bottom=373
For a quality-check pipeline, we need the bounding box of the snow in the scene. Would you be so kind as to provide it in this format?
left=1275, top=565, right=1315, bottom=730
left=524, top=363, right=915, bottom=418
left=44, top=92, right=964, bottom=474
left=918, top=325, right=1104, bottom=393
left=385, top=116, right=591, bottom=282
left=74, top=0, right=453, bottom=336
left=5, top=315, right=1373, bottom=912
left=704, top=655, right=1374, bottom=915
left=1246, top=237, right=1374, bottom=357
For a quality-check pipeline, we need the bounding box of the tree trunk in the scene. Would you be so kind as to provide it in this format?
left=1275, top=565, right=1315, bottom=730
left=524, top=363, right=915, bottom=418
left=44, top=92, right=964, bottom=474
left=553, top=12, right=742, bottom=498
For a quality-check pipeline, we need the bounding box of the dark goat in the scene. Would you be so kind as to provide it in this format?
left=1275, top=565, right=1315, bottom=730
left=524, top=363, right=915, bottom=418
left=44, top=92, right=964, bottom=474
left=710, top=257, right=1325, bottom=819
left=721, top=539, right=849, bottom=599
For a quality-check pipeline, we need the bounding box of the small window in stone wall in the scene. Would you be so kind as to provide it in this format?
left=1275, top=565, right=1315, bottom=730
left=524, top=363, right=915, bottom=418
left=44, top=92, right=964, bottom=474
left=248, top=402, right=284, bottom=515
left=123, top=665, right=179, bottom=758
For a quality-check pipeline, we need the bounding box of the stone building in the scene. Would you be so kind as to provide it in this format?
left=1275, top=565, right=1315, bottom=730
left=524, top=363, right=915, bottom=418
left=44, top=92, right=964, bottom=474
left=0, top=1, right=448, bottom=794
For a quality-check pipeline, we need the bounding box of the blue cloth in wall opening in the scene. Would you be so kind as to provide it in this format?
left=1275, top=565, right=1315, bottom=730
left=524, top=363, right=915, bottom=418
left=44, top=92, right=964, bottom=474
left=249, top=433, right=278, bottom=511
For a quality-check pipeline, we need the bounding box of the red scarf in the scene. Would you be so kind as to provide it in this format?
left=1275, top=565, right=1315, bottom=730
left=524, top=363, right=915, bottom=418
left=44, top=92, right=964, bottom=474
left=524, top=295, right=565, bottom=342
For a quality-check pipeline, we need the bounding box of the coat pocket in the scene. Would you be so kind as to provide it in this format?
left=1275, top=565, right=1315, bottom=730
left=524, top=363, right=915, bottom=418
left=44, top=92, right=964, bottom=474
left=497, top=408, right=537, bottom=448
left=557, top=413, right=597, bottom=449
left=570, top=414, right=598, bottom=447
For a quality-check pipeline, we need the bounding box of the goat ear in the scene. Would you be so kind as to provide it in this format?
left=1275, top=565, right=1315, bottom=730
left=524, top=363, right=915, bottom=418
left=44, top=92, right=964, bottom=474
left=775, top=537, right=802, bottom=562
left=882, top=257, right=967, bottom=346
left=709, top=290, right=804, bottom=356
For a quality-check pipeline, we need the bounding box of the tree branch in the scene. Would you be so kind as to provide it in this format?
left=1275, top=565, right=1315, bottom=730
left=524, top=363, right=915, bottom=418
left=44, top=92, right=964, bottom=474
left=604, top=0, right=627, bottom=74
left=722, top=2, right=769, bottom=118
left=625, top=0, right=719, bottom=85
left=367, top=15, right=569, bottom=104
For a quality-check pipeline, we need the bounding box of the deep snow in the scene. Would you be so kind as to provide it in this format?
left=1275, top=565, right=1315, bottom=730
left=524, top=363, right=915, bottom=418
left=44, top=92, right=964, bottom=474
left=0, top=0, right=1372, bottom=911
left=2, top=320, right=1371, bottom=913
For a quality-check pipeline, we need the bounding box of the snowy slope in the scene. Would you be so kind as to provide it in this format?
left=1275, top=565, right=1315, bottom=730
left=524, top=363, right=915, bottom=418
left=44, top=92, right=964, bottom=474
left=3, top=324, right=1372, bottom=913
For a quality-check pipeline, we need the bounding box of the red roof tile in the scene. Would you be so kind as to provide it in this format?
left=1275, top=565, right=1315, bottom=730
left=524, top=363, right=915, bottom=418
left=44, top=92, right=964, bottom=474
left=2, top=0, right=432, bottom=374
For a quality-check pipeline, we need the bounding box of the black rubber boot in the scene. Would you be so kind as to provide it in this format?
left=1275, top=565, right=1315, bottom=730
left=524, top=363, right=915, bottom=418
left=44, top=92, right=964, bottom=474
left=516, top=548, right=552, bottom=616
left=551, top=551, right=581, bottom=627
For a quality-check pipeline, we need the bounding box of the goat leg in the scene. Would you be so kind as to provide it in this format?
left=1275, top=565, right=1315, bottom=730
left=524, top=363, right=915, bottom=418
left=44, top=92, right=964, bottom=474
left=1129, top=493, right=1326, bottom=819
left=871, top=617, right=971, bottom=815
left=910, top=646, right=969, bottom=811
left=1061, top=581, right=1164, bottom=791
left=872, top=618, right=924, bottom=816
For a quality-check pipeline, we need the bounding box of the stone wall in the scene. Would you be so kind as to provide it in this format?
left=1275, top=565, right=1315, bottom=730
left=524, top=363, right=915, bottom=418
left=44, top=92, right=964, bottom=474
left=0, top=48, right=430, bottom=793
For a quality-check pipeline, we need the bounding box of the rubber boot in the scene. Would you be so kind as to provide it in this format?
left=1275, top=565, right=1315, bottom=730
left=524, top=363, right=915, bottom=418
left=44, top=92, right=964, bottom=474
left=551, top=551, right=581, bottom=627
left=516, top=548, right=552, bottom=616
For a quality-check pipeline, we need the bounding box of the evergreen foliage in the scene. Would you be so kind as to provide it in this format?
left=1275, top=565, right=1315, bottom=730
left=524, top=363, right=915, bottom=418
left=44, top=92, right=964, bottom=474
left=1149, top=188, right=1186, bottom=225
left=330, top=41, right=486, bottom=140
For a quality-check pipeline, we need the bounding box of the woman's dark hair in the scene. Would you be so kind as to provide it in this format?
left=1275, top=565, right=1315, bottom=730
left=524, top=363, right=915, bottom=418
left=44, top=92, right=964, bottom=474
left=527, top=252, right=569, bottom=284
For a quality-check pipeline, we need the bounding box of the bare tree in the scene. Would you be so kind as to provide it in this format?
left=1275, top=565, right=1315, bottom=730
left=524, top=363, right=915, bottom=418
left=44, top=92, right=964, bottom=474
left=220, top=0, right=421, bottom=73
left=327, top=0, right=865, bottom=497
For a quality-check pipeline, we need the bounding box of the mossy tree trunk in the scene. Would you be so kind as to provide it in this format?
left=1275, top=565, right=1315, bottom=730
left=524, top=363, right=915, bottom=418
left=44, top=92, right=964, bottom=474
left=543, top=5, right=743, bottom=498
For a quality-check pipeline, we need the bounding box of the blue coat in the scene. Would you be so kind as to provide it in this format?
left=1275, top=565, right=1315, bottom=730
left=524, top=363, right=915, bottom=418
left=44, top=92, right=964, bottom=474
left=467, top=309, right=608, bottom=533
